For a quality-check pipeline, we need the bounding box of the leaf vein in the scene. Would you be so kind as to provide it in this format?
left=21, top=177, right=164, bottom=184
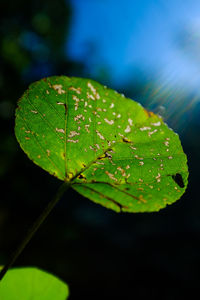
left=17, top=112, right=64, bottom=178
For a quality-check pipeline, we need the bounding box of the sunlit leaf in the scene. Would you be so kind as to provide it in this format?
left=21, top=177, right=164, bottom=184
left=15, top=76, right=188, bottom=212
left=0, top=267, right=69, bottom=300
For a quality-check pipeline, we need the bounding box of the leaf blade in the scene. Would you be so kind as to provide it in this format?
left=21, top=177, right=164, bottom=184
left=15, top=76, right=188, bottom=212
left=0, top=267, right=69, bottom=300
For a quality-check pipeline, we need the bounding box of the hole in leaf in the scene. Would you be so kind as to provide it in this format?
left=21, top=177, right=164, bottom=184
left=172, top=173, right=184, bottom=188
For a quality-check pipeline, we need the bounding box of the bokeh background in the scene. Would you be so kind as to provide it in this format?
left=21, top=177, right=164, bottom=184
left=0, top=0, right=199, bottom=299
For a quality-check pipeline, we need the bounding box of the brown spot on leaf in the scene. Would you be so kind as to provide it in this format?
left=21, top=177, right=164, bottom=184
left=78, top=174, right=86, bottom=179
left=144, top=108, right=155, bottom=118
left=122, top=137, right=132, bottom=143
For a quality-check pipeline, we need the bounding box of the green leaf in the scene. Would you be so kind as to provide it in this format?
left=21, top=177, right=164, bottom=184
left=15, top=76, right=188, bottom=212
left=0, top=267, right=69, bottom=299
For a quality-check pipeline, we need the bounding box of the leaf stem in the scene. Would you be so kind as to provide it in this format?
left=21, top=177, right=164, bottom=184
left=0, top=181, right=70, bottom=281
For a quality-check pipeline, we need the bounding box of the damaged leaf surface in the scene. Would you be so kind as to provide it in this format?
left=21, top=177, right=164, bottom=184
left=15, top=76, right=188, bottom=212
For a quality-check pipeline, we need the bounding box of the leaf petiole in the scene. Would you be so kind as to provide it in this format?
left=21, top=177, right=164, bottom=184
left=0, top=181, right=70, bottom=281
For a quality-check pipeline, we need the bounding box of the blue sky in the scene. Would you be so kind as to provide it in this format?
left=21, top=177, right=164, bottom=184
left=67, top=0, right=200, bottom=92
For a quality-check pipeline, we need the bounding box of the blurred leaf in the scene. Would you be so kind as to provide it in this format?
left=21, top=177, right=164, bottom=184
left=1, top=37, right=29, bottom=71
left=0, top=267, right=69, bottom=299
left=32, top=13, right=51, bottom=35
left=15, top=76, right=188, bottom=212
